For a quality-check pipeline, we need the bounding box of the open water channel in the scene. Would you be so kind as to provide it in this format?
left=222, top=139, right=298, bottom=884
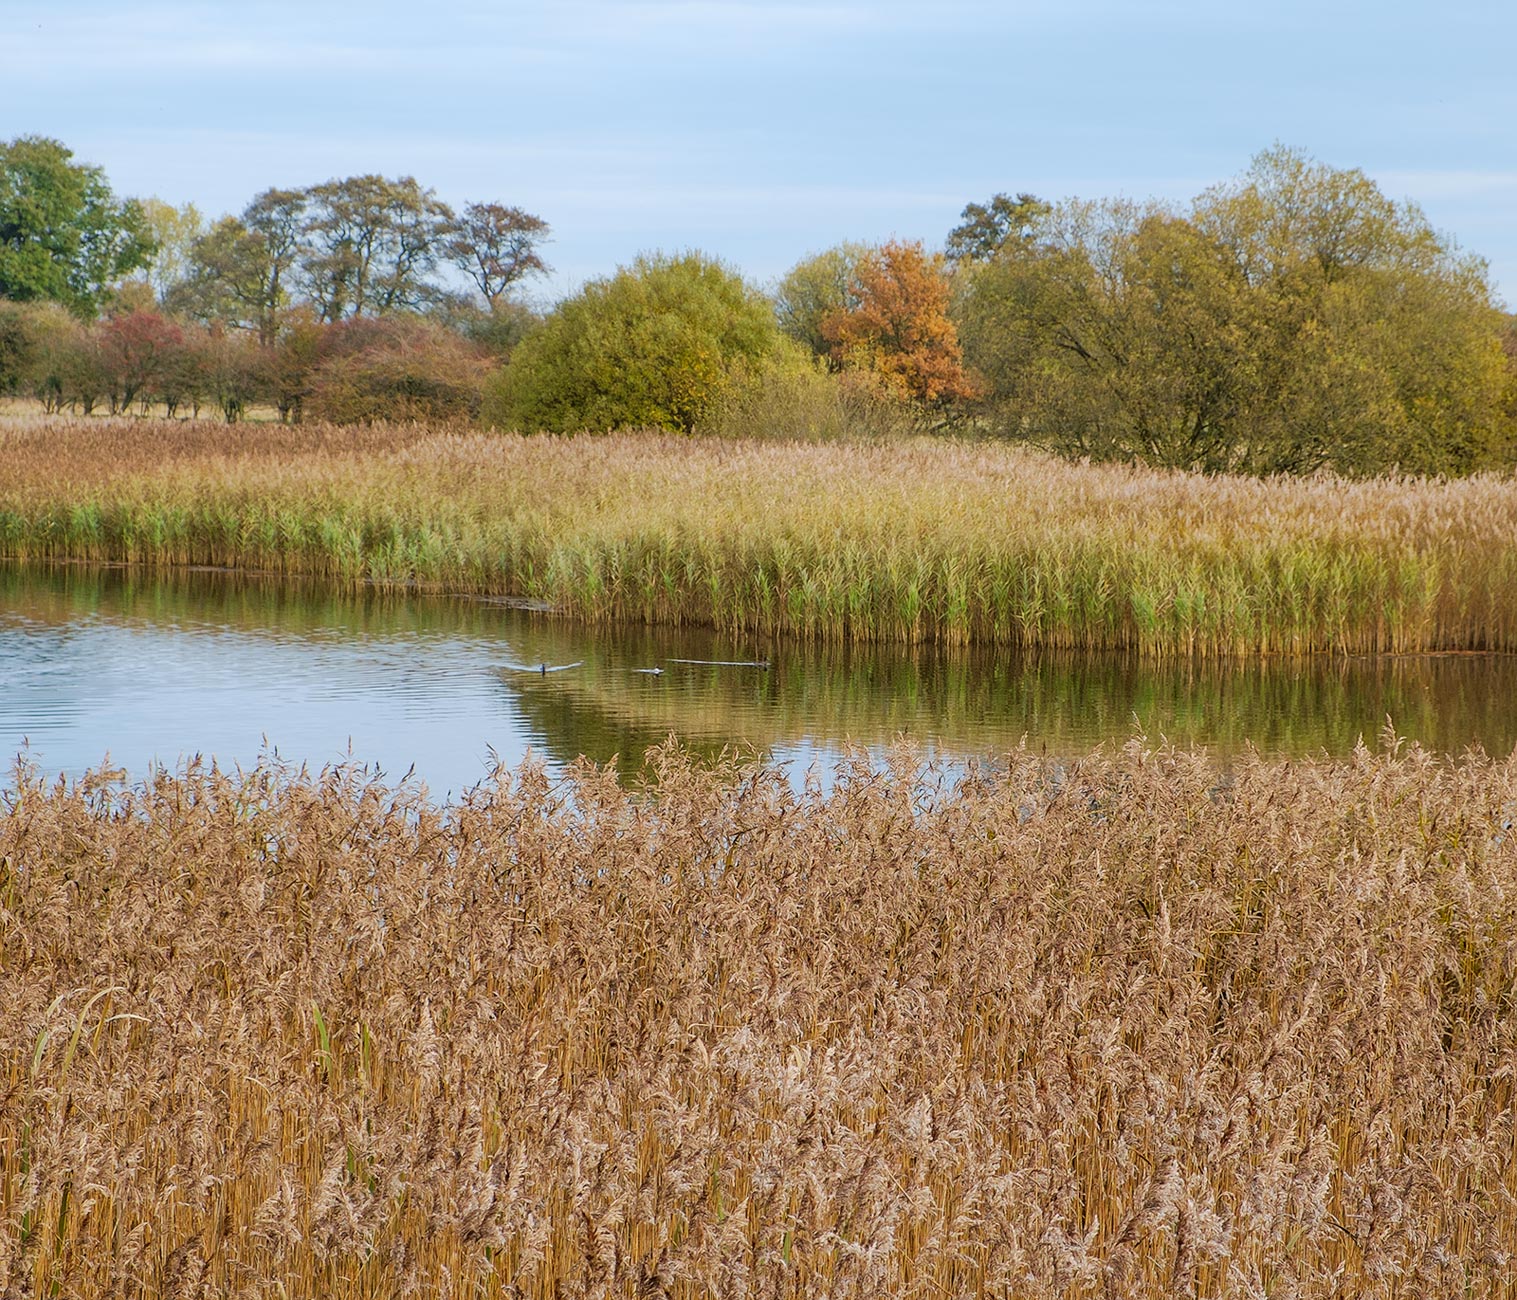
left=4, top=563, right=1516, bottom=797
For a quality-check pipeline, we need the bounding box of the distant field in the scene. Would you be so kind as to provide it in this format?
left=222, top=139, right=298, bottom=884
left=4, top=415, right=1517, bottom=655
left=4, top=739, right=1516, bottom=1297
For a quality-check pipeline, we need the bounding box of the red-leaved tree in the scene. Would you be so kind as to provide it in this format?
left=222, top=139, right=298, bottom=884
left=98, top=309, right=184, bottom=413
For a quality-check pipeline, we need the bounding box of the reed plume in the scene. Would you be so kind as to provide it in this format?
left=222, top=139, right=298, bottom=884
left=3, top=734, right=1516, bottom=1296
left=4, top=416, right=1517, bottom=654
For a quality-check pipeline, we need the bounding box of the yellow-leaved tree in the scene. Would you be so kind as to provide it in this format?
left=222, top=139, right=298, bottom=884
left=954, top=147, right=1514, bottom=476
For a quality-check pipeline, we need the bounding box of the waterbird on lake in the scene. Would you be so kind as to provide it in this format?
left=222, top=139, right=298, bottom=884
left=500, top=660, right=584, bottom=674
left=630, top=666, right=665, bottom=676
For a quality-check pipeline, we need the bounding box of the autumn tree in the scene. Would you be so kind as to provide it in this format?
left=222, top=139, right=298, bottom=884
left=301, top=175, right=454, bottom=320
left=180, top=188, right=305, bottom=344
left=0, top=135, right=153, bottom=316
left=97, top=309, right=185, bottom=413
left=954, top=147, right=1514, bottom=476
left=484, top=252, right=780, bottom=433
left=444, top=202, right=549, bottom=306
left=191, top=327, right=270, bottom=422
left=266, top=309, right=324, bottom=423
left=156, top=326, right=206, bottom=418
left=131, top=198, right=205, bottom=303
left=821, top=240, right=977, bottom=408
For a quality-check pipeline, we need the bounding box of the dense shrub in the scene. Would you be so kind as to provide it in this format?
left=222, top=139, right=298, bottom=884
left=482, top=251, right=781, bottom=433
left=12, top=302, right=105, bottom=413
left=700, top=343, right=924, bottom=441
left=0, top=299, right=34, bottom=395
left=96, top=308, right=185, bottom=414
left=305, top=317, right=489, bottom=424
left=186, top=327, right=271, bottom=422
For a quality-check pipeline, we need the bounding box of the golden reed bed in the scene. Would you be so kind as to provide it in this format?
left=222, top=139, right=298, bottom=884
left=3, top=737, right=1516, bottom=1297
left=5, top=417, right=1517, bottom=654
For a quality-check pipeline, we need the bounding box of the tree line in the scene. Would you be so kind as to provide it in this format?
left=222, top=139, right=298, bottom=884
left=2, top=134, right=1514, bottom=476
left=947, top=149, right=1516, bottom=476
left=0, top=135, right=545, bottom=423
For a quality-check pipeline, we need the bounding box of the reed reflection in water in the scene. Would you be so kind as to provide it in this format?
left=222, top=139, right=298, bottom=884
left=3, top=564, right=1515, bottom=792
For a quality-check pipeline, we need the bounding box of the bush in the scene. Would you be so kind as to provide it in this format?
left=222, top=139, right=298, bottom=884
left=15, top=302, right=105, bottom=413
left=0, top=299, right=36, bottom=396
left=97, top=308, right=184, bottom=413
left=182, top=327, right=271, bottom=422
left=305, top=317, right=489, bottom=425
left=482, top=251, right=781, bottom=433
left=700, top=343, right=924, bottom=441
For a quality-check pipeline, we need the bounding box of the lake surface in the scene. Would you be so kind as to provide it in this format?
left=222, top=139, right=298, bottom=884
left=3, top=564, right=1516, bottom=796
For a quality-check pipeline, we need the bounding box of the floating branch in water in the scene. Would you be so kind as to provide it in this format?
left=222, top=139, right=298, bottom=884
left=667, top=658, right=772, bottom=669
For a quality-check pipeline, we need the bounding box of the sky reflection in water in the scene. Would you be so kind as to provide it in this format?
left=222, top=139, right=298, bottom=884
left=3, top=565, right=1516, bottom=798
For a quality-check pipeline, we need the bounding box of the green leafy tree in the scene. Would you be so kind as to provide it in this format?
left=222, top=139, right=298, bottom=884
left=945, top=191, right=1050, bottom=264
left=959, top=201, right=1281, bottom=467
left=0, top=135, right=153, bottom=316
left=774, top=243, right=867, bottom=360
left=15, top=303, right=106, bottom=413
left=1502, top=314, right=1517, bottom=426
left=0, top=300, right=34, bottom=395
left=484, top=252, right=780, bottom=433
left=1193, top=146, right=1511, bottom=472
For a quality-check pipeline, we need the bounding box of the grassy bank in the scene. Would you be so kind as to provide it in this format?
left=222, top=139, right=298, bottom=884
left=4, top=416, right=1517, bottom=654
left=4, top=740, right=1517, bottom=1297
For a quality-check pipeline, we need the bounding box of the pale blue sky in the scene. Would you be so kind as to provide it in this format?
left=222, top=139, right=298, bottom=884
left=4, top=0, right=1514, bottom=305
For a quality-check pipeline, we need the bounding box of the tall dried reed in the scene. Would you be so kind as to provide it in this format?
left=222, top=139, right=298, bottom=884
left=3, top=736, right=1516, bottom=1296
left=5, top=416, right=1517, bottom=654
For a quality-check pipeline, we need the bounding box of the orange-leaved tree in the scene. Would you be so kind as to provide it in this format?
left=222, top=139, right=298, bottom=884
left=821, top=239, right=978, bottom=408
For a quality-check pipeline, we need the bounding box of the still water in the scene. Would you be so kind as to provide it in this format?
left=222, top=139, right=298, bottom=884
left=3, top=564, right=1516, bottom=796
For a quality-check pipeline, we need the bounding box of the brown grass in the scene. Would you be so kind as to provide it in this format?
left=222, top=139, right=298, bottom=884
left=3, top=736, right=1516, bottom=1296
left=5, top=416, right=1517, bottom=654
